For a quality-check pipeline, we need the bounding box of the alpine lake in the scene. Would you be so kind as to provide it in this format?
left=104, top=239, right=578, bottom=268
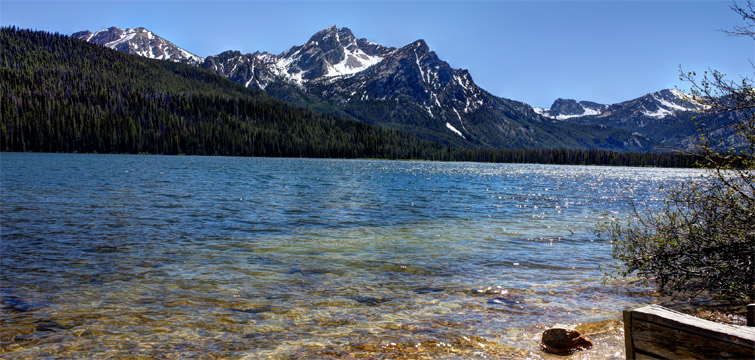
left=1, top=153, right=706, bottom=359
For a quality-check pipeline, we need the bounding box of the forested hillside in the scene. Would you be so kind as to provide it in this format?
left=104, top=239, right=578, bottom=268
left=0, top=27, right=699, bottom=167
left=0, top=27, right=448, bottom=158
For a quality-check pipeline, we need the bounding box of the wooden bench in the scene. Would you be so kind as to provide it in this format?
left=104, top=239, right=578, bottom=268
left=623, top=304, right=755, bottom=359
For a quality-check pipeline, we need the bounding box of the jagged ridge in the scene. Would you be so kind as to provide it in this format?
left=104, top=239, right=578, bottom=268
left=73, top=25, right=661, bottom=151
left=73, top=26, right=204, bottom=66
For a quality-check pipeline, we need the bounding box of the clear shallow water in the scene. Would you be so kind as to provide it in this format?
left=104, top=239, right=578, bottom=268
left=0, top=153, right=704, bottom=359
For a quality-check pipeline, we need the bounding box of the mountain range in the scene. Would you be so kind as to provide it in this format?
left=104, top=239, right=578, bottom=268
left=73, top=25, right=738, bottom=151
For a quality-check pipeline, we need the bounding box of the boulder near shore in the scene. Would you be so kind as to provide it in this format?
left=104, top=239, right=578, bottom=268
left=541, top=327, right=593, bottom=355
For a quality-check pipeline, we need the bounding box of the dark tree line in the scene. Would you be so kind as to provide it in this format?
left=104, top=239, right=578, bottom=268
left=1, top=27, right=699, bottom=168
left=451, top=148, right=698, bottom=167
left=0, top=27, right=449, bottom=159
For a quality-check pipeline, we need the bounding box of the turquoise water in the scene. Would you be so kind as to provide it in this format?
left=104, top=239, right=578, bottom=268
left=0, top=153, right=703, bottom=358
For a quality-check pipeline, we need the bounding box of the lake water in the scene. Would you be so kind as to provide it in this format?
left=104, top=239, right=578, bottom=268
left=0, top=153, right=704, bottom=359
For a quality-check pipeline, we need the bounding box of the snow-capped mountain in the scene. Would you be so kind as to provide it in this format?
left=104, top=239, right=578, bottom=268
left=198, top=27, right=512, bottom=146
left=72, top=25, right=656, bottom=151
left=535, top=89, right=738, bottom=149
left=202, top=26, right=394, bottom=89
left=310, top=39, right=489, bottom=116
left=201, top=50, right=278, bottom=89
left=306, top=38, right=495, bottom=145
left=534, top=99, right=608, bottom=120
left=276, top=25, right=393, bottom=82
left=199, top=26, right=651, bottom=150
left=535, top=89, right=703, bottom=121
left=72, top=27, right=204, bottom=66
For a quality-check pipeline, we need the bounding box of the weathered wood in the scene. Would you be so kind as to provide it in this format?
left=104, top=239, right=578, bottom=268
left=633, top=305, right=755, bottom=348
left=631, top=317, right=754, bottom=359
left=633, top=351, right=663, bottom=360
left=623, top=308, right=636, bottom=360
left=625, top=304, right=755, bottom=360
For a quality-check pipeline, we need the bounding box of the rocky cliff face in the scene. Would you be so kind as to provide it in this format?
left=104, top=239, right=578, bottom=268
left=201, top=26, right=394, bottom=89
left=536, top=99, right=608, bottom=120
left=277, top=25, right=394, bottom=81
left=73, top=25, right=663, bottom=151
left=198, top=26, right=652, bottom=150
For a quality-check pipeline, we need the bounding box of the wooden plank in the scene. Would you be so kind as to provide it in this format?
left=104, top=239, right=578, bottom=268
left=632, top=304, right=755, bottom=348
left=625, top=305, right=755, bottom=360
left=634, top=350, right=665, bottom=360
left=623, top=308, right=636, bottom=360
left=631, top=319, right=753, bottom=359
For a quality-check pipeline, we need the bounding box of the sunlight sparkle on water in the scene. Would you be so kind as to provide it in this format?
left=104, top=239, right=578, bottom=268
left=1, top=154, right=704, bottom=358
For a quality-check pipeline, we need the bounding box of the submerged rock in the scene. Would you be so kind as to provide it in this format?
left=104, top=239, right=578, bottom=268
left=470, top=286, right=510, bottom=296
left=1, top=295, right=34, bottom=313
left=541, top=327, right=593, bottom=355
left=34, top=319, right=76, bottom=332
left=352, top=296, right=392, bottom=306
left=348, top=334, right=531, bottom=358
left=413, top=287, right=444, bottom=294
left=287, top=267, right=334, bottom=275
left=487, top=295, right=524, bottom=309
left=228, top=306, right=272, bottom=314
left=574, top=319, right=623, bottom=336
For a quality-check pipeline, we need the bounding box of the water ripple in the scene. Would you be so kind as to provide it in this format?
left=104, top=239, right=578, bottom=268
left=1, top=153, right=703, bottom=358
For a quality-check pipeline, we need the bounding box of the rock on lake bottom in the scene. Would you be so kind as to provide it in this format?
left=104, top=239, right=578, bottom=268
left=0, top=153, right=704, bottom=358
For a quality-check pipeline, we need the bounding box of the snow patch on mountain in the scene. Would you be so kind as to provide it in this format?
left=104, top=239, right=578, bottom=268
left=73, top=26, right=204, bottom=65
left=103, top=30, right=136, bottom=48
left=654, top=94, right=689, bottom=112
left=641, top=107, right=674, bottom=118
left=273, top=55, right=306, bottom=85
left=537, top=101, right=605, bottom=120
left=540, top=89, right=704, bottom=121
left=325, top=50, right=383, bottom=77
left=322, top=30, right=386, bottom=77
left=446, top=122, right=464, bottom=138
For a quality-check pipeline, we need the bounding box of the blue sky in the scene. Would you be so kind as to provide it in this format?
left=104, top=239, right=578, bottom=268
left=1, top=0, right=752, bottom=108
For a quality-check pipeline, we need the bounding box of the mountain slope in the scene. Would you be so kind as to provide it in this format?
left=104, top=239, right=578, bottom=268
left=72, top=25, right=670, bottom=151
left=73, top=26, right=204, bottom=66
left=535, top=89, right=742, bottom=149
left=1, top=27, right=450, bottom=159
left=534, top=90, right=701, bottom=120
left=196, top=26, right=653, bottom=151
left=310, top=39, right=652, bottom=150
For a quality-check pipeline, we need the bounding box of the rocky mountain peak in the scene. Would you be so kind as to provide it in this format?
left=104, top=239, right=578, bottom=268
left=549, top=99, right=591, bottom=117
left=537, top=89, right=705, bottom=122
left=91, top=26, right=125, bottom=44
left=312, top=24, right=338, bottom=37
left=72, top=26, right=204, bottom=66
left=274, top=25, right=394, bottom=83
left=307, top=25, right=356, bottom=46
left=71, top=30, right=92, bottom=39
left=410, top=39, right=430, bottom=54
left=67, top=24, right=674, bottom=151
left=534, top=97, right=608, bottom=120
